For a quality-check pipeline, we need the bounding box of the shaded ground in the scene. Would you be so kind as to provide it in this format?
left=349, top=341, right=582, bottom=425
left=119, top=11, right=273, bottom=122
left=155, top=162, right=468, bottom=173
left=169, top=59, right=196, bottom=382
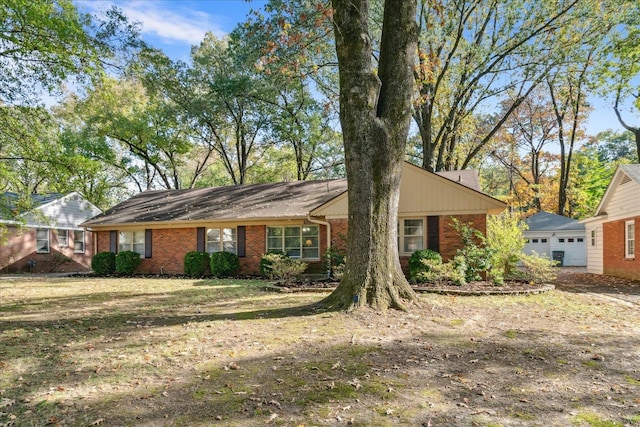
left=555, top=267, right=640, bottom=305
left=0, top=272, right=639, bottom=426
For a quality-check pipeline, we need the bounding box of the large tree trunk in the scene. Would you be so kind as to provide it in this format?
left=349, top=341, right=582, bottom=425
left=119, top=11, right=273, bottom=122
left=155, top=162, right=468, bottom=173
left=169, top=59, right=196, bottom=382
left=321, top=0, right=418, bottom=311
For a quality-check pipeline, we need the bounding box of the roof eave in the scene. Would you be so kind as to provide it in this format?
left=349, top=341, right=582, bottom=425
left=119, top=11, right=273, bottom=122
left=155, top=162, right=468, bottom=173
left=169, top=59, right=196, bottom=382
left=81, top=214, right=315, bottom=230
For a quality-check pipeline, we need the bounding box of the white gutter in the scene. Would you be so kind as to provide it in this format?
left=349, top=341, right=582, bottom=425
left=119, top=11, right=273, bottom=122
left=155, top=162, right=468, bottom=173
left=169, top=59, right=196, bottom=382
left=307, top=215, right=331, bottom=278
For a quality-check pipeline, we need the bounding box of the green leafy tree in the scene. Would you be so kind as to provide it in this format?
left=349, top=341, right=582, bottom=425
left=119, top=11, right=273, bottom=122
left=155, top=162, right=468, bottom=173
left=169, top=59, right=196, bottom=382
left=607, top=0, right=640, bottom=162
left=412, top=0, right=605, bottom=172
left=0, top=0, right=139, bottom=218
left=187, top=34, right=277, bottom=185
left=0, top=0, right=139, bottom=105
left=486, top=211, right=528, bottom=279
left=451, top=218, right=493, bottom=283
left=591, top=130, right=638, bottom=163
left=66, top=76, right=197, bottom=191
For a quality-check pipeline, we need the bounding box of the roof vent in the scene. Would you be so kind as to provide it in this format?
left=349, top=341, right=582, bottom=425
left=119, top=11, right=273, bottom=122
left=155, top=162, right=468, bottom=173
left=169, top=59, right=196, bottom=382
left=620, top=175, right=632, bottom=185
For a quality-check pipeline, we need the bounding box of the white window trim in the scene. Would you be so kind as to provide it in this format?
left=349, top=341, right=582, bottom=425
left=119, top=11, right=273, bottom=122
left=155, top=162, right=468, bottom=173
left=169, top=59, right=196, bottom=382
left=57, top=229, right=69, bottom=247
left=73, top=230, right=85, bottom=253
left=266, top=225, right=320, bottom=260
left=118, top=230, right=146, bottom=257
left=36, top=228, right=50, bottom=253
left=206, top=227, right=237, bottom=254
left=625, top=220, right=635, bottom=259
left=398, top=218, right=425, bottom=255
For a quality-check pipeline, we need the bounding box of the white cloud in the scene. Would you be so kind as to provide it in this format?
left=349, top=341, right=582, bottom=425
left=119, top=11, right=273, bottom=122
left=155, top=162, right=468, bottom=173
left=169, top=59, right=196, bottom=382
left=79, top=1, right=226, bottom=45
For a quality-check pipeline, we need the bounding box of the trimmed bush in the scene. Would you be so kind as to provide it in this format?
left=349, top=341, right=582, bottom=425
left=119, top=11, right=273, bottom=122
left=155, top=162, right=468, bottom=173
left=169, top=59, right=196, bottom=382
left=409, top=249, right=442, bottom=282
left=115, top=251, right=141, bottom=275
left=259, top=251, right=285, bottom=277
left=210, top=251, right=240, bottom=277
left=519, top=251, right=558, bottom=283
left=184, top=251, right=210, bottom=278
left=260, top=252, right=307, bottom=282
left=91, top=251, right=116, bottom=275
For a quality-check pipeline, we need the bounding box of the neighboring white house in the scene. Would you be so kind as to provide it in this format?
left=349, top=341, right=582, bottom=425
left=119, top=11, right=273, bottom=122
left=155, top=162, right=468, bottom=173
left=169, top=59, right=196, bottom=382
left=523, top=211, right=586, bottom=266
left=1, top=192, right=102, bottom=273
left=581, top=164, right=640, bottom=279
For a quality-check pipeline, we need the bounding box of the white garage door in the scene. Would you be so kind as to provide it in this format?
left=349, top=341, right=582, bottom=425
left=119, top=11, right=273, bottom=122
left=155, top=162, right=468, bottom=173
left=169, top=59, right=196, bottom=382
left=553, top=237, right=587, bottom=266
left=524, top=237, right=551, bottom=257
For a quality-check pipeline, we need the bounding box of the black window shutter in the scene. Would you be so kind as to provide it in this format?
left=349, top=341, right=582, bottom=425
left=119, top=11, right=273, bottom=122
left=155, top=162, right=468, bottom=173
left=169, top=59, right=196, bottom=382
left=427, top=216, right=440, bottom=252
left=145, top=229, right=152, bottom=258
left=109, top=230, right=117, bottom=253
left=196, top=227, right=205, bottom=252
left=237, top=226, right=246, bottom=257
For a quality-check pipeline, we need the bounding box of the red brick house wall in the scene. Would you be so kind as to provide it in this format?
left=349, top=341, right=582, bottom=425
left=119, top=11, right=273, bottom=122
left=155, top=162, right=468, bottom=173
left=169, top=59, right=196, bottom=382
left=1, top=226, right=94, bottom=273
left=331, top=214, right=486, bottom=276
left=240, top=225, right=266, bottom=275
left=90, top=214, right=488, bottom=277
left=95, top=228, right=196, bottom=275
left=439, top=214, right=487, bottom=261
left=144, top=228, right=196, bottom=274
left=603, top=217, right=640, bottom=280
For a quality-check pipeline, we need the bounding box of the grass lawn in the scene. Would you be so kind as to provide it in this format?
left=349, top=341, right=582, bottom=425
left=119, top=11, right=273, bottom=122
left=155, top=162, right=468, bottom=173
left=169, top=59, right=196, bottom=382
left=1, top=276, right=640, bottom=426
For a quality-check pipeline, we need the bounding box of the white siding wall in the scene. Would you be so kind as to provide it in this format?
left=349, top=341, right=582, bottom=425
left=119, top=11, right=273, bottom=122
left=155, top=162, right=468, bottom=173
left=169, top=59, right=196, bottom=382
left=585, top=223, right=604, bottom=274
left=24, top=193, right=102, bottom=229
left=605, top=180, right=640, bottom=222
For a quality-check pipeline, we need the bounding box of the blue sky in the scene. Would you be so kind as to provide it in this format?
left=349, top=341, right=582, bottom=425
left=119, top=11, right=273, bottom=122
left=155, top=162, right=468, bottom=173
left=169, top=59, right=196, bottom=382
left=76, top=0, right=623, bottom=136
left=78, top=0, right=267, bottom=61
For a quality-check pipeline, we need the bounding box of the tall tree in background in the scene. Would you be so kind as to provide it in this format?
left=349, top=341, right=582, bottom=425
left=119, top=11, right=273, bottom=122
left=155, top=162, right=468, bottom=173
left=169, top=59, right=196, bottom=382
left=0, top=0, right=139, bottom=212
left=605, top=0, right=640, bottom=161
left=548, top=56, right=593, bottom=216
left=66, top=77, right=194, bottom=191
left=187, top=34, right=276, bottom=185
left=0, top=0, right=138, bottom=105
left=412, top=0, right=605, bottom=172
left=491, top=88, right=559, bottom=213
left=321, top=0, right=418, bottom=311
left=237, top=2, right=344, bottom=180
left=547, top=6, right=612, bottom=216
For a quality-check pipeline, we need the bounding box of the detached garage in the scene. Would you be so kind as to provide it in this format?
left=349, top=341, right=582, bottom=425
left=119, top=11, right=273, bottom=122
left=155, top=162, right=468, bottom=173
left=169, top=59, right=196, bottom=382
left=523, top=211, right=586, bottom=267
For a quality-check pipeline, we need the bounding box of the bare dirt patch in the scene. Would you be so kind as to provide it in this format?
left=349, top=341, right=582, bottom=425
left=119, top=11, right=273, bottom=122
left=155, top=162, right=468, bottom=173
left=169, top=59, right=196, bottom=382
left=1, top=273, right=639, bottom=426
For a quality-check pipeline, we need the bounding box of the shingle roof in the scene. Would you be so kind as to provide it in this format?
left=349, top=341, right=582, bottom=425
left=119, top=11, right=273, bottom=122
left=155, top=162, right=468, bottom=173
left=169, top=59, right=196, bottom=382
left=619, top=164, right=640, bottom=185
left=82, top=179, right=348, bottom=227
left=434, top=170, right=481, bottom=191
left=0, top=192, right=64, bottom=220
left=524, top=211, right=584, bottom=231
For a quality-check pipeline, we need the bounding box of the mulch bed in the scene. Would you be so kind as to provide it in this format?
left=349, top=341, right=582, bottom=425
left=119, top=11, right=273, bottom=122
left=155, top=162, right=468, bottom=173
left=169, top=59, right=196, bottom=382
left=271, top=278, right=554, bottom=296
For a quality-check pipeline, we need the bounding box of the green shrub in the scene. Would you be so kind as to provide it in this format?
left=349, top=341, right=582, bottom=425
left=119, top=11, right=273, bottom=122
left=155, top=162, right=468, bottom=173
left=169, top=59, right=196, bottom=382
left=210, top=251, right=240, bottom=277
left=184, top=251, right=210, bottom=278
left=487, top=211, right=528, bottom=281
left=260, top=252, right=307, bottom=282
left=115, top=251, right=142, bottom=275
left=324, top=246, right=346, bottom=278
left=260, top=251, right=284, bottom=277
left=91, top=251, right=116, bottom=275
left=409, top=249, right=442, bottom=282
left=451, top=218, right=493, bottom=282
left=414, top=255, right=467, bottom=286
left=519, top=251, right=558, bottom=283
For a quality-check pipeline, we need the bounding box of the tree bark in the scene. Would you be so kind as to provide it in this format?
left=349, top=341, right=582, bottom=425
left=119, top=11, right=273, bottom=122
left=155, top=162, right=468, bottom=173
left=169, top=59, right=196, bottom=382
left=321, top=0, right=418, bottom=311
left=614, top=91, right=640, bottom=164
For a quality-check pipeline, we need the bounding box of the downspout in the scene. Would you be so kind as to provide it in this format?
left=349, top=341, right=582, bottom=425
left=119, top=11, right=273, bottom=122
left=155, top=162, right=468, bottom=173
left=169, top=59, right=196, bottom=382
left=307, top=216, right=331, bottom=278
